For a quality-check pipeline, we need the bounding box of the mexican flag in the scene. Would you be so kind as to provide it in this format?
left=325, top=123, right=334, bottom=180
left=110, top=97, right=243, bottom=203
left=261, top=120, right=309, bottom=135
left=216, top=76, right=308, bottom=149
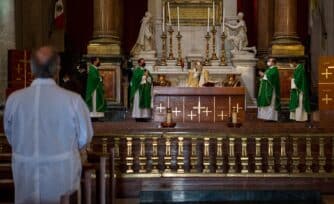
left=54, top=0, right=64, bottom=29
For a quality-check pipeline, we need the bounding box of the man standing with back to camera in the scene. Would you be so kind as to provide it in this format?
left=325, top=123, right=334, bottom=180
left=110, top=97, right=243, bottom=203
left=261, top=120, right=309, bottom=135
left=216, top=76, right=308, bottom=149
left=4, top=46, right=93, bottom=204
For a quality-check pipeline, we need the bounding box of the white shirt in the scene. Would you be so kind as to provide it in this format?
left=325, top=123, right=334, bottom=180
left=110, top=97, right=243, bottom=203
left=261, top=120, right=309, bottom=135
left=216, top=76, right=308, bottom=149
left=4, top=78, right=93, bottom=204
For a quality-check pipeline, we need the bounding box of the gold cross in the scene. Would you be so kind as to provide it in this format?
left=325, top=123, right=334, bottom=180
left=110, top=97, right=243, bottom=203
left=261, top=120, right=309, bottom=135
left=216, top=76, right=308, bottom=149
left=187, top=111, right=197, bottom=121
left=156, top=103, right=166, bottom=113
left=328, top=66, right=334, bottom=69
left=217, top=110, right=228, bottom=121
left=321, top=69, right=333, bottom=79
left=172, top=107, right=181, bottom=116
left=193, top=98, right=206, bottom=114
left=236, top=103, right=243, bottom=113
left=202, top=107, right=212, bottom=117
left=322, top=94, right=333, bottom=105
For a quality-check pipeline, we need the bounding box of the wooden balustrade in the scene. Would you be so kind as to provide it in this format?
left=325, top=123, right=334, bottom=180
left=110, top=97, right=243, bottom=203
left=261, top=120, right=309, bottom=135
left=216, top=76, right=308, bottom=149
left=84, top=133, right=334, bottom=176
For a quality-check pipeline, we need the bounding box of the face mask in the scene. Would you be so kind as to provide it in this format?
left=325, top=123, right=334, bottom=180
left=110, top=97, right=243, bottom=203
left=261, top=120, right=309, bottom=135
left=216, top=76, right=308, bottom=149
left=96, top=62, right=101, bottom=67
left=267, top=62, right=271, bottom=67
left=290, top=64, right=295, bottom=68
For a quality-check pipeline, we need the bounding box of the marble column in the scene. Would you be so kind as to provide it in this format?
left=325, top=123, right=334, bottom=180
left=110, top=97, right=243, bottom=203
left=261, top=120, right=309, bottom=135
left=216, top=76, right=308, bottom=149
left=257, top=0, right=274, bottom=57
left=271, top=0, right=304, bottom=56
left=87, top=0, right=123, bottom=55
left=0, top=0, right=16, bottom=103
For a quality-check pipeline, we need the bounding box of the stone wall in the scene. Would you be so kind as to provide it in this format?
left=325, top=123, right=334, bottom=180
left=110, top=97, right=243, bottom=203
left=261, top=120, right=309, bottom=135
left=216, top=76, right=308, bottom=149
left=0, top=0, right=16, bottom=103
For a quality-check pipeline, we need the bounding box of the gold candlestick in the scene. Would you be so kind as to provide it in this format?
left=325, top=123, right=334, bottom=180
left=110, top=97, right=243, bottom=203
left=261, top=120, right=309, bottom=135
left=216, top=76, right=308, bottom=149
left=204, top=32, right=211, bottom=66
left=220, top=32, right=227, bottom=66
left=211, top=26, right=218, bottom=60
left=176, top=31, right=183, bottom=66
left=167, top=26, right=175, bottom=60
left=161, top=32, right=167, bottom=66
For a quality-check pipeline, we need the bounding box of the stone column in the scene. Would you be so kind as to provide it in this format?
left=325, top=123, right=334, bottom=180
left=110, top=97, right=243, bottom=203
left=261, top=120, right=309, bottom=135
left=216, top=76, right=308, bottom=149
left=271, top=0, right=304, bottom=56
left=87, top=0, right=123, bottom=55
left=257, top=0, right=274, bottom=57
left=0, top=0, right=16, bottom=102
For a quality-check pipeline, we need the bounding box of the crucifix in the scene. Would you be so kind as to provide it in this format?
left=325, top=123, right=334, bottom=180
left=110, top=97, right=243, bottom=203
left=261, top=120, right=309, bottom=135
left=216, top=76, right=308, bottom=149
left=156, top=103, right=166, bottom=113
left=322, top=94, right=333, bottom=105
left=187, top=111, right=197, bottom=121
left=217, top=110, right=228, bottom=121
left=19, top=51, right=31, bottom=87
left=321, top=69, right=333, bottom=79
left=172, top=107, right=182, bottom=117
left=202, top=107, right=212, bottom=117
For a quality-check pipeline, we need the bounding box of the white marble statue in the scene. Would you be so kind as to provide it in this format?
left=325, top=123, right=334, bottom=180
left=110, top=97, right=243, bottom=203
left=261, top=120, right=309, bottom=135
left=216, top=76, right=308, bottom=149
left=131, top=12, right=155, bottom=56
left=225, top=12, right=257, bottom=56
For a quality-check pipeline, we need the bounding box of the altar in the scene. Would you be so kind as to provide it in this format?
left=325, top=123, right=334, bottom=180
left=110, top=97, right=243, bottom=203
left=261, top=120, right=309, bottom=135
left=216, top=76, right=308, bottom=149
left=153, top=87, right=245, bottom=123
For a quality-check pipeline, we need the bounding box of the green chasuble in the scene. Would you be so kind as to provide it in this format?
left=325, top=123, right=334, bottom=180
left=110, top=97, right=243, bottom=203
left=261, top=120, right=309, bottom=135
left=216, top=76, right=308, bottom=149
left=85, top=64, right=106, bottom=112
left=257, top=66, right=281, bottom=111
left=289, top=64, right=311, bottom=113
left=130, top=66, right=152, bottom=109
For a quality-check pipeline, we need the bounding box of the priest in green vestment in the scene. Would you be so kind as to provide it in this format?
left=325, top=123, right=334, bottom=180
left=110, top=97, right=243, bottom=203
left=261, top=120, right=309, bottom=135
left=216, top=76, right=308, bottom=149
left=130, top=58, right=153, bottom=121
left=289, top=61, right=311, bottom=121
left=85, top=57, right=106, bottom=117
left=257, top=58, right=281, bottom=121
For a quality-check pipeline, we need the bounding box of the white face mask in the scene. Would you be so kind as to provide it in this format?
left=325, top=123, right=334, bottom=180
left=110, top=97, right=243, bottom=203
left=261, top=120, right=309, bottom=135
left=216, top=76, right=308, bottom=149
left=290, top=64, right=295, bottom=68
left=267, top=62, right=272, bottom=67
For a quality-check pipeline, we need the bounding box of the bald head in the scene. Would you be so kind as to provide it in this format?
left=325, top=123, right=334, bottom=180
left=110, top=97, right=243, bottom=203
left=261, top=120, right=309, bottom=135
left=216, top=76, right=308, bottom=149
left=31, top=46, right=60, bottom=79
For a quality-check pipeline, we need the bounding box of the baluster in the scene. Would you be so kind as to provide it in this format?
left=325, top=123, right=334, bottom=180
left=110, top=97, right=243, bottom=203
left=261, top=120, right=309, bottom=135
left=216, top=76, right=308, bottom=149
left=241, top=138, right=248, bottom=173
left=319, top=137, right=326, bottom=173
left=292, top=137, right=300, bottom=174
left=267, top=138, right=275, bottom=173
left=126, top=137, right=134, bottom=173
left=102, top=137, right=108, bottom=154
left=164, top=138, right=172, bottom=173
left=280, top=137, right=288, bottom=173
left=228, top=138, right=236, bottom=173
left=305, top=137, right=313, bottom=173
left=216, top=138, right=224, bottom=173
left=255, top=138, right=262, bottom=173
left=139, top=137, right=147, bottom=173
left=203, top=138, right=210, bottom=173
left=113, top=137, right=120, bottom=173
left=151, top=137, right=159, bottom=174
left=190, top=138, right=198, bottom=173
left=177, top=137, right=185, bottom=173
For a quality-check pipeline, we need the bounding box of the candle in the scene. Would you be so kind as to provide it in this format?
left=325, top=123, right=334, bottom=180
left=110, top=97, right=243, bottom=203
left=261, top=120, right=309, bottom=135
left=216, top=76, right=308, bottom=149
left=207, top=7, right=210, bottom=32
left=162, top=5, right=165, bottom=32
left=222, top=7, right=225, bottom=32
left=232, top=111, right=238, bottom=124
left=213, top=1, right=215, bottom=26
left=168, top=2, right=171, bottom=25
left=177, top=7, right=180, bottom=31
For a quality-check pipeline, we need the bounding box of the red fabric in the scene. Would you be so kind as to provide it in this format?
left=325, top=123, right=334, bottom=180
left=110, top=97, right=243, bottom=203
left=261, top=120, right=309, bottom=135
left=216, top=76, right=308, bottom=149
left=55, top=13, right=65, bottom=30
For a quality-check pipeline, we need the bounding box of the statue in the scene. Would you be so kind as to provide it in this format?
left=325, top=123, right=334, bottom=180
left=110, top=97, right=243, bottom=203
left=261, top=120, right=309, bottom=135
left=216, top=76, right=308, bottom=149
left=225, top=12, right=257, bottom=55
left=199, top=69, right=218, bottom=87
left=131, top=12, right=155, bottom=56
left=223, top=74, right=241, bottom=87
left=187, top=61, right=202, bottom=87
left=154, top=74, right=171, bottom=87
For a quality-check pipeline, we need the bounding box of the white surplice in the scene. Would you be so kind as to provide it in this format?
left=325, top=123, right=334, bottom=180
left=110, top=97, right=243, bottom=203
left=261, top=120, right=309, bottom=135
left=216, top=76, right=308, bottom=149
left=4, top=79, right=93, bottom=204
left=290, top=79, right=308, bottom=122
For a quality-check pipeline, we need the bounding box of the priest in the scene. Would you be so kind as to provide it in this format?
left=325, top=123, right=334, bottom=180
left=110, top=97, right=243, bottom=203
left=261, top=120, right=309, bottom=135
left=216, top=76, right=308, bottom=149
left=257, top=58, right=281, bottom=121
left=289, top=60, right=311, bottom=121
left=85, top=57, right=106, bottom=118
left=130, top=58, right=153, bottom=122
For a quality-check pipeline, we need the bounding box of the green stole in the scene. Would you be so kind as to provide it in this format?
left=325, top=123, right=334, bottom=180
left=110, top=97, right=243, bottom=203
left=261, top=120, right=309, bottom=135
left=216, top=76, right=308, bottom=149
left=130, top=66, right=153, bottom=109
left=85, top=64, right=107, bottom=112
left=289, top=64, right=311, bottom=113
left=257, top=66, right=281, bottom=111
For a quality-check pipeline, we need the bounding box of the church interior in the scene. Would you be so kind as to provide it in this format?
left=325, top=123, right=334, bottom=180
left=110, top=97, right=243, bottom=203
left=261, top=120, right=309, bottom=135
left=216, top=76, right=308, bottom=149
left=1, top=0, right=334, bottom=203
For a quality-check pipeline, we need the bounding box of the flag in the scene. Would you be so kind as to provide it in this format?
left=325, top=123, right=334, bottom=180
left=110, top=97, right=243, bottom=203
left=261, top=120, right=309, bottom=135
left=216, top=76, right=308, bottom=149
left=54, top=0, right=64, bottom=29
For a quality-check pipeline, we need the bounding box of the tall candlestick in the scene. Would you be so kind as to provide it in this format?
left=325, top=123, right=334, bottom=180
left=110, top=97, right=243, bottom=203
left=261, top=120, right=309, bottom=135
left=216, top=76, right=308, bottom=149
left=163, top=5, right=165, bottom=32
left=213, top=1, right=215, bottom=26
left=168, top=2, right=171, bottom=25
left=177, top=7, right=180, bottom=31
left=207, top=8, right=210, bottom=32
